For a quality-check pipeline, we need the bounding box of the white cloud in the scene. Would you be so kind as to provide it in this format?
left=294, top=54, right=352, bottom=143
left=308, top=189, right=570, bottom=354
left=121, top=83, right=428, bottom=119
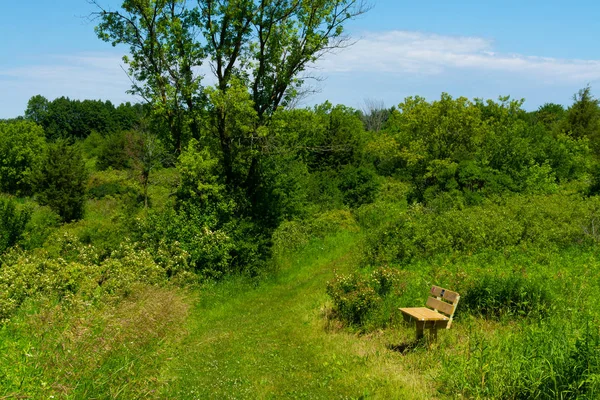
left=2, top=32, right=600, bottom=118
left=0, top=52, right=137, bottom=117
left=0, top=53, right=130, bottom=88
left=318, top=31, right=600, bottom=82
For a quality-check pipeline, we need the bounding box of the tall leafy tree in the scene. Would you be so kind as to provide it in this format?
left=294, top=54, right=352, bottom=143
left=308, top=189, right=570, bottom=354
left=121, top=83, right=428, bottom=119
left=125, top=128, right=167, bottom=207
left=25, top=95, right=146, bottom=140
left=0, top=120, right=46, bottom=195
left=92, top=0, right=206, bottom=151
left=24, top=95, right=50, bottom=125
left=533, top=103, right=566, bottom=131
left=92, top=0, right=370, bottom=184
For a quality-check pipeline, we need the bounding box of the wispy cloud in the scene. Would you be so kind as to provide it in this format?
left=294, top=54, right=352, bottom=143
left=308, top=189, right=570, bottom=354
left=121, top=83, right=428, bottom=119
left=318, top=31, right=600, bottom=82
left=2, top=32, right=600, bottom=118
left=1, top=53, right=129, bottom=84
left=0, top=52, right=136, bottom=117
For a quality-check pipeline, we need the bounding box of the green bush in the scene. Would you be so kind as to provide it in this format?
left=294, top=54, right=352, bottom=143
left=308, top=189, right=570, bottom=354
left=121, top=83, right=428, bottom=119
left=20, top=204, right=60, bottom=250
left=326, top=267, right=406, bottom=328
left=272, top=210, right=359, bottom=257
left=96, top=131, right=130, bottom=170
left=354, top=179, right=410, bottom=230
left=305, top=170, right=345, bottom=212
left=34, top=141, right=88, bottom=222
left=460, top=275, right=553, bottom=319
left=337, top=165, right=381, bottom=208
left=0, top=197, right=31, bottom=254
left=382, top=95, right=589, bottom=205
left=131, top=204, right=268, bottom=280
left=87, top=170, right=143, bottom=201
left=327, top=272, right=380, bottom=327
left=81, top=130, right=106, bottom=159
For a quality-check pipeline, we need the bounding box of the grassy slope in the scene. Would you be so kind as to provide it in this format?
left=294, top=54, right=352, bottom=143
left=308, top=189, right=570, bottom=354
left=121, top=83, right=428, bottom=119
left=159, top=231, right=433, bottom=399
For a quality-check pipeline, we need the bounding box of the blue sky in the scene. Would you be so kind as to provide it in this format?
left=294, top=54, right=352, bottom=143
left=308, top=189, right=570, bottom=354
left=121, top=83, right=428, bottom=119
left=1, top=0, right=600, bottom=118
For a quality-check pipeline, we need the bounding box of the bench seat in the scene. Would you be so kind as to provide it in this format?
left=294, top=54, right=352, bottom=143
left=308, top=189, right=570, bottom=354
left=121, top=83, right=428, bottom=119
left=399, top=307, right=449, bottom=322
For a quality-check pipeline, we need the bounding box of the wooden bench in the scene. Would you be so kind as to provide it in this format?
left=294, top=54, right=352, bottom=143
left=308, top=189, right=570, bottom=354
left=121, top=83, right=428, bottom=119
left=399, top=286, right=460, bottom=340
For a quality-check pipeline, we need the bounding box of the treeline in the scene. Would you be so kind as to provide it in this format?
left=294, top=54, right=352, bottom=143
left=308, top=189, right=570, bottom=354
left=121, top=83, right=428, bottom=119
left=24, top=95, right=146, bottom=139
left=1, top=87, right=598, bottom=248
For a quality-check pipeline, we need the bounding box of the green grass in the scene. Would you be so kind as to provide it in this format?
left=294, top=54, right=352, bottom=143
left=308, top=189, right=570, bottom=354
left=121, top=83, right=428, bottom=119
left=0, top=286, right=190, bottom=399
left=157, top=231, right=432, bottom=399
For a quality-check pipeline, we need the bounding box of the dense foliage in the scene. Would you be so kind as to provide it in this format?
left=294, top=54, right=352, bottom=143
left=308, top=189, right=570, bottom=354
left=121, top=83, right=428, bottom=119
left=3, top=86, right=600, bottom=304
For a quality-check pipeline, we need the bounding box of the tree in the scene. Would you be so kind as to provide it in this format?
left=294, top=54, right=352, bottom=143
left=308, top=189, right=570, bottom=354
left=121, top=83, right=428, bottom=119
left=360, top=98, right=390, bottom=132
left=24, top=95, right=50, bottom=125
left=92, top=0, right=206, bottom=151
left=25, top=95, right=146, bottom=140
left=34, top=141, right=88, bottom=222
left=533, top=103, right=565, bottom=131
left=0, top=120, right=46, bottom=195
left=92, top=0, right=370, bottom=185
left=564, top=86, right=600, bottom=139
left=97, top=131, right=130, bottom=170
left=125, top=128, right=167, bottom=207
left=562, top=86, right=600, bottom=156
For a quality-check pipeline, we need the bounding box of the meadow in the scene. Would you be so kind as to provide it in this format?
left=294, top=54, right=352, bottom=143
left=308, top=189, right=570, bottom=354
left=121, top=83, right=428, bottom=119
left=1, top=165, right=600, bottom=399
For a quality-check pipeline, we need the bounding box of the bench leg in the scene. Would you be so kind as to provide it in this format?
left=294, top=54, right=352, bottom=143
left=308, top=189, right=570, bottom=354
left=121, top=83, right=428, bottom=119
left=429, top=326, right=438, bottom=341
left=415, top=321, right=424, bottom=340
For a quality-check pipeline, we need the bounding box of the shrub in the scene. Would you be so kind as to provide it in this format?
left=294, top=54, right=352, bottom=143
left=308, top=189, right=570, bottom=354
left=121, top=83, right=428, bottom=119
left=19, top=204, right=60, bottom=250
left=87, top=170, right=143, bottom=201
left=0, top=197, right=31, bottom=254
left=96, top=131, right=129, bottom=170
left=249, top=154, right=310, bottom=228
left=34, top=141, right=88, bottom=222
left=327, top=272, right=380, bottom=327
left=460, top=275, right=553, bottom=319
left=132, top=204, right=264, bottom=280
left=272, top=210, right=359, bottom=257
left=81, top=130, right=105, bottom=159
left=305, top=169, right=345, bottom=212
left=326, top=267, right=406, bottom=328
left=337, top=165, right=381, bottom=208
left=0, top=234, right=194, bottom=323
left=354, top=179, right=410, bottom=230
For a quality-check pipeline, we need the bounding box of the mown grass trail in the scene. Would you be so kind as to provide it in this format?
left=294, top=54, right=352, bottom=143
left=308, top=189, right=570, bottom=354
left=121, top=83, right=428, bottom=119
left=159, top=231, right=432, bottom=399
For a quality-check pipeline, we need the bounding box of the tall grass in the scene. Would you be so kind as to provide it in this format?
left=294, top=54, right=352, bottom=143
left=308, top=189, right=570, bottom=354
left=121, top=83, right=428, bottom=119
left=0, top=285, right=190, bottom=398
left=440, top=318, right=600, bottom=399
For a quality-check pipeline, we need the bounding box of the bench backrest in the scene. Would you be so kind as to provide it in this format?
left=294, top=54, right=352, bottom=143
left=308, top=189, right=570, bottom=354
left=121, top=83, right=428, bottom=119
left=426, top=286, right=460, bottom=328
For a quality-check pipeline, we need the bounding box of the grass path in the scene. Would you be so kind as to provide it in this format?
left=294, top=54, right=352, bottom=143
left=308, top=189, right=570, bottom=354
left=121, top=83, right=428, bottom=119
left=159, top=232, right=434, bottom=399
